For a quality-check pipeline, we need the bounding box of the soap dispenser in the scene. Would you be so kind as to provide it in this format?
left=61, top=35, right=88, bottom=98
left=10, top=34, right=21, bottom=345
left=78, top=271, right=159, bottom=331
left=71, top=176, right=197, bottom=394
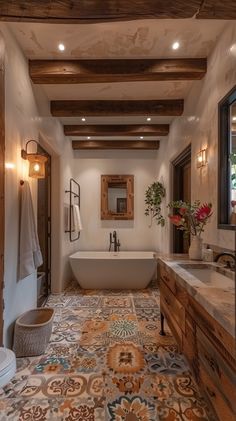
left=202, top=245, right=213, bottom=262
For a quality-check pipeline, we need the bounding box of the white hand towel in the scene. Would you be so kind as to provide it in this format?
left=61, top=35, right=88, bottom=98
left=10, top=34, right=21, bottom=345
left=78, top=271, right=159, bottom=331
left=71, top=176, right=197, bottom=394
left=73, top=204, right=82, bottom=232
left=19, top=181, right=43, bottom=280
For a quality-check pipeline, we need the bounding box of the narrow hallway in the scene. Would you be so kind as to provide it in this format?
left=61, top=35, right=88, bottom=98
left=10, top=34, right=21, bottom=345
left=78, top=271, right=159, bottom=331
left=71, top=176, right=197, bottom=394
left=0, top=283, right=214, bottom=420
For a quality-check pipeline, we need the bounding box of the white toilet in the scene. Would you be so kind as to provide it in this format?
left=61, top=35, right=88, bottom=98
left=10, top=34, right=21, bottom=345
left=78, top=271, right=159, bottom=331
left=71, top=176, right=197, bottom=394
left=0, top=347, right=16, bottom=388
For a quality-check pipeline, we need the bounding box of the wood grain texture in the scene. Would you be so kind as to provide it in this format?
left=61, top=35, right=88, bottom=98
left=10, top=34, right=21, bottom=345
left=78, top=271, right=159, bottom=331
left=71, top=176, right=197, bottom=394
left=72, top=140, right=159, bottom=150
left=0, top=37, right=5, bottom=346
left=197, top=0, right=236, bottom=19
left=29, top=59, right=207, bottom=84
left=1, top=1, right=236, bottom=21
left=0, top=1, right=201, bottom=22
left=101, top=175, right=134, bottom=220
left=197, top=327, right=236, bottom=415
left=64, top=124, right=169, bottom=137
left=199, top=365, right=235, bottom=420
left=51, top=100, right=184, bottom=117
left=160, top=260, right=236, bottom=419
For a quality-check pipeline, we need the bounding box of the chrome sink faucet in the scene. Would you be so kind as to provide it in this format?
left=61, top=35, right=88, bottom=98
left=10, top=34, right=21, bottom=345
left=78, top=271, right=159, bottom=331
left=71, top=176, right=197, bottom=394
left=109, top=230, right=121, bottom=252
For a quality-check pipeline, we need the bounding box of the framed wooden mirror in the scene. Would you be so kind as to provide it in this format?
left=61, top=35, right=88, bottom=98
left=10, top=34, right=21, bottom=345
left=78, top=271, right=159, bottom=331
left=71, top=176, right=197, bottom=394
left=218, top=85, right=236, bottom=230
left=101, top=175, right=134, bottom=220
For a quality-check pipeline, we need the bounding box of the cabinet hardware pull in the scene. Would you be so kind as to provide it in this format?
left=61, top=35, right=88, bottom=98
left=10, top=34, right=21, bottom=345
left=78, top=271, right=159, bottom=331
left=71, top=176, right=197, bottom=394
left=206, top=386, right=216, bottom=398
left=204, top=354, right=221, bottom=377
left=165, top=297, right=170, bottom=306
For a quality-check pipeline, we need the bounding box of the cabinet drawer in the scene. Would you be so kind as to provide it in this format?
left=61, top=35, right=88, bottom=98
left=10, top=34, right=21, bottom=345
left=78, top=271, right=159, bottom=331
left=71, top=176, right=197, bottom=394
left=160, top=281, right=185, bottom=333
left=160, top=265, right=176, bottom=294
left=160, top=297, right=182, bottom=349
left=197, top=327, right=236, bottom=415
left=199, top=363, right=235, bottom=421
left=188, top=296, right=235, bottom=358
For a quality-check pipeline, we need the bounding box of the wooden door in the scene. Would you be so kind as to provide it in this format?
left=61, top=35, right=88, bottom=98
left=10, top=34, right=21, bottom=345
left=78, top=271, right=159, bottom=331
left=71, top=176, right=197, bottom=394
left=182, top=161, right=191, bottom=253
left=172, top=145, right=191, bottom=253
left=37, top=145, right=51, bottom=306
left=0, top=37, right=4, bottom=345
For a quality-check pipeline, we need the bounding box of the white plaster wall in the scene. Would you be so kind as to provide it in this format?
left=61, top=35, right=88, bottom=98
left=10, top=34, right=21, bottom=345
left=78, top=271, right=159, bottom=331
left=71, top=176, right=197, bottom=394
left=155, top=22, right=236, bottom=253
left=73, top=150, right=159, bottom=251
left=1, top=24, right=75, bottom=346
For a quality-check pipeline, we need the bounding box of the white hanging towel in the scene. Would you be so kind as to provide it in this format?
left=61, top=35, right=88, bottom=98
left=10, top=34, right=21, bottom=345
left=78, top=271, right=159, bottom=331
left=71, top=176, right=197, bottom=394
left=19, top=181, right=43, bottom=280
left=72, top=204, right=82, bottom=232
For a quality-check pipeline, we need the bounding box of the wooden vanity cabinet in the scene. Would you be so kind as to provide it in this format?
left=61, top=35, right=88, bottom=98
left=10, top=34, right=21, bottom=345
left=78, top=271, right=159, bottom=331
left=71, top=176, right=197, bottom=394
left=159, top=263, right=236, bottom=421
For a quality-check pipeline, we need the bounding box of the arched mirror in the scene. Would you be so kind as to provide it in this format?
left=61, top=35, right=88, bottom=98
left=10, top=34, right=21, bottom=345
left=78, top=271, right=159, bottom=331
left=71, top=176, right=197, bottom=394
left=218, top=86, right=236, bottom=229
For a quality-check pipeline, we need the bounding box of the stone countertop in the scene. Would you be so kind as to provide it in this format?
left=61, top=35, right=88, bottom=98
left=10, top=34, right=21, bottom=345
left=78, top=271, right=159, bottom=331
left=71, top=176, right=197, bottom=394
left=155, top=253, right=235, bottom=339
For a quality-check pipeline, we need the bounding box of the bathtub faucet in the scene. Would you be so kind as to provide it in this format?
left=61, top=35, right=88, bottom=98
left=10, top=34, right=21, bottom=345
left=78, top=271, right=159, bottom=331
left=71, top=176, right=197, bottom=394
left=109, top=231, right=121, bottom=252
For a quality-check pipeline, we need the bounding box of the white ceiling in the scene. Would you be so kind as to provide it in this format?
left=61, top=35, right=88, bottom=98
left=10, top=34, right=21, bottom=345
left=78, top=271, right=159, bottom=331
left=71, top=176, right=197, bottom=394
left=8, top=19, right=227, bottom=139
left=10, top=20, right=226, bottom=59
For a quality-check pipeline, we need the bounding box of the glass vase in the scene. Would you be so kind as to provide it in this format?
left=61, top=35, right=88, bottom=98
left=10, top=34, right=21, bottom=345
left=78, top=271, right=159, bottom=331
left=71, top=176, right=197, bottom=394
left=188, top=236, right=203, bottom=260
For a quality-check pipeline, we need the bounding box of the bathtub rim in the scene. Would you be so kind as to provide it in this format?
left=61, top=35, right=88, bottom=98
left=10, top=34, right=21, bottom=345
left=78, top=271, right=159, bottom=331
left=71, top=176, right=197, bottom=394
left=69, top=250, right=157, bottom=260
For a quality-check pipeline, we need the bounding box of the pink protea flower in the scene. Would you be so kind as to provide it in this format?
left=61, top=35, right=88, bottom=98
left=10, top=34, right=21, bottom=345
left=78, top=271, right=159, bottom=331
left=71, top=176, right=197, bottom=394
left=195, top=203, right=212, bottom=221
left=231, top=200, right=236, bottom=208
left=179, top=207, right=187, bottom=215
left=168, top=214, right=183, bottom=226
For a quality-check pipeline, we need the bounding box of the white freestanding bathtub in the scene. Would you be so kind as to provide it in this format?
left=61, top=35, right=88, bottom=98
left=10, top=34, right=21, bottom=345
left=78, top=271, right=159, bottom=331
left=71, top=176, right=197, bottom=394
left=69, top=251, right=157, bottom=289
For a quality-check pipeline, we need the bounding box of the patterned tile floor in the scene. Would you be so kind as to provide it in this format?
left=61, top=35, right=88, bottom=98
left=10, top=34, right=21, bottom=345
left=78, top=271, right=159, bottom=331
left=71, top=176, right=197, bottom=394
left=0, top=283, right=215, bottom=420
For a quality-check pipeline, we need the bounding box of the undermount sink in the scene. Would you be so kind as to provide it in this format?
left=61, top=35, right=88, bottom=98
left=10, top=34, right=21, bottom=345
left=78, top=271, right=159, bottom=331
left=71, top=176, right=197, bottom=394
left=179, top=264, right=234, bottom=289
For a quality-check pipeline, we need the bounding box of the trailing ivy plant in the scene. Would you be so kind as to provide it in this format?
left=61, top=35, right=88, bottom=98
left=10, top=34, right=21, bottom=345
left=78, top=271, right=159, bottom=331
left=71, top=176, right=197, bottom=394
left=145, top=181, right=166, bottom=227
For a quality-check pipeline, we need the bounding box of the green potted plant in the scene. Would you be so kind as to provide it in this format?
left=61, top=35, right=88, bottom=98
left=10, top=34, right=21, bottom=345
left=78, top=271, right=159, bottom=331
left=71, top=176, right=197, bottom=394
left=145, top=181, right=165, bottom=227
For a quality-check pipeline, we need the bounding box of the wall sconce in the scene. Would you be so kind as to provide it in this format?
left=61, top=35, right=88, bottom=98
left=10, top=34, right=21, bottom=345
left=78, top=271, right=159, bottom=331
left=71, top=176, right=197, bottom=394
left=21, top=140, right=47, bottom=179
left=196, top=148, right=207, bottom=168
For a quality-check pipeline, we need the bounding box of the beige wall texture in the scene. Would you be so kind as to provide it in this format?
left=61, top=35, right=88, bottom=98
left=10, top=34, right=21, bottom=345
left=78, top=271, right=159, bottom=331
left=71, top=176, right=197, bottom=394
left=154, top=22, right=236, bottom=253
left=1, top=24, right=75, bottom=347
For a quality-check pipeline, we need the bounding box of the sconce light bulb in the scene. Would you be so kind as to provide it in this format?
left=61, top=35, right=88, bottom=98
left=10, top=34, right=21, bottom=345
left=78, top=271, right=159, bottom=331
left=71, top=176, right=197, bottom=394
left=233, top=116, right=236, bottom=121
left=5, top=162, right=15, bottom=169
left=172, top=41, right=180, bottom=50
left=146, top=117, right=151, bottom=121
left=33, top=163, right=40, bottom=172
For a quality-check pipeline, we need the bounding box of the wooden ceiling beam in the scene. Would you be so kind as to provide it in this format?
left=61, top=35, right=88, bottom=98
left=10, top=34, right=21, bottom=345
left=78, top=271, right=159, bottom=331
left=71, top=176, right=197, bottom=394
left=29, top=59, right=207, bottom=84
left=51, top=100, right=184, bottom=117
left=0, top=1, right=236, bottom=21
left=64, top=124, right=169, bottom=137
left=72, top=140, right=159, bottom=150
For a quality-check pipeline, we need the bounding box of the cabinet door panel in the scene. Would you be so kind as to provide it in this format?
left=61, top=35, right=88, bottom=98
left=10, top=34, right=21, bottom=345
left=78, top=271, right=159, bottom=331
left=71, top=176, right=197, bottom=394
left=197, top=327, right=236, bottom=414
left=160, top=297, right=182, bottom=349
left=199, top=363, right=235, bottom=421
left=160, top=265, right=176, bottom=294
left=160, top=281, right=185, bottom=333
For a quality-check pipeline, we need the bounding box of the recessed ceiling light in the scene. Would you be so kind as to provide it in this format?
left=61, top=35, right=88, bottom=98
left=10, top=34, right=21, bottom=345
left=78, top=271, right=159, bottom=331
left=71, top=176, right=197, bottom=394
left=81, top=117, right=86, bottom=122
left=172, top=41, right=180, bottom=50
left=233, top=116, right=236, bottom=121
left=140, top=136, right=144, bottom=140
left=87, top=136, right=91, bottom=140
left=58, top=43, right=65, bottom=51
left=146, top=117, right=151, bottom=121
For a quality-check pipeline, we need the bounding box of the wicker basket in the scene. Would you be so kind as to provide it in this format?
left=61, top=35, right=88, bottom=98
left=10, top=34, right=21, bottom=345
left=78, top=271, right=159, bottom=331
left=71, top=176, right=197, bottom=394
left=13, top=308, right=55, bottom=357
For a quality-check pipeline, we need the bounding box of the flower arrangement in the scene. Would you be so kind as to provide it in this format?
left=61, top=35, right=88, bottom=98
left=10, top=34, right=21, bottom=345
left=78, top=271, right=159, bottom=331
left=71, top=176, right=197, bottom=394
left=167, top=200, right=212, bottom=236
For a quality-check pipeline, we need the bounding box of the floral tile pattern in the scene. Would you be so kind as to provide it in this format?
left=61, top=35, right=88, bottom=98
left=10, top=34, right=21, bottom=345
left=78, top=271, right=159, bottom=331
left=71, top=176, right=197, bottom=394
left=0, top=284, right=215, bottom=420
